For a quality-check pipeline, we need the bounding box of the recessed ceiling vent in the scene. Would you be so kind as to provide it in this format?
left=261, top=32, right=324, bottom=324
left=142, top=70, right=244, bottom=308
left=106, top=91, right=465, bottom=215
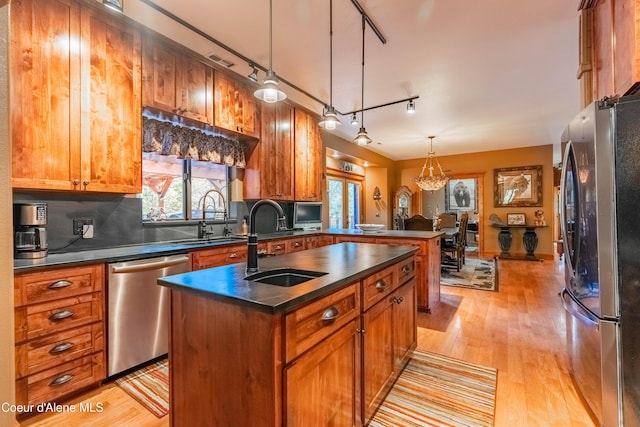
left=205, top=52, right=234, bottom=68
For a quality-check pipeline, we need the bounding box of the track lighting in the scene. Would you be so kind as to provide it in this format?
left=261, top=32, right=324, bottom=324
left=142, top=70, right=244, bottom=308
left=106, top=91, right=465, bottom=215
left=319, top=107, right=341, bottom=130
left=350, top=113, right=359, bottom=126
left=353, top=14, right=372, bottom=146
left=247, top=63, right=258, bottom=83
left=103, top=0, right=123, bottom=12
left=407, top=99, right=416, bottom=114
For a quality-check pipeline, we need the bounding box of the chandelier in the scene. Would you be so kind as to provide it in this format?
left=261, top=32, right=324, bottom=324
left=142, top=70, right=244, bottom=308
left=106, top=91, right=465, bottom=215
left=413, top=136, right=449, bottom=191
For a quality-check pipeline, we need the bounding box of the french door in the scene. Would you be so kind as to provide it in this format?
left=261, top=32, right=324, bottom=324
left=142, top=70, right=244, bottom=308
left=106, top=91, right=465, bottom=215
left=328, top=175, right=362, bottom=229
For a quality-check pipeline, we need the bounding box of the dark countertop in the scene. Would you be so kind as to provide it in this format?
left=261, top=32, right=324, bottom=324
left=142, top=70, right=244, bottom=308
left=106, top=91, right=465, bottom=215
left=158, top=242, right=417, bottom=313
left=13, top=228, right=440, bottom=272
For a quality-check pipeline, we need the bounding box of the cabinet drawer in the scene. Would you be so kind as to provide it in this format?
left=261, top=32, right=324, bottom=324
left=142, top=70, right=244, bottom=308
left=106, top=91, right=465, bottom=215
left=268, top=240, right=287, bottom=255
left=15, top=264, right=104, bottom=307
left=396, top=256, right=416, bottom=285
left=285, top=282, right=360, bottom=363
left=18, top=353, right=104, bottom=408
left=191, top=244, right=247, bottom=270
left=375, top=238, right=425, bottom=256
left=15, top=293, right=103, bottom=343
left=16, top=323, right=103, bottom=379
left=362, top=264, right=397, bottom=311
left=286, top=238, right=306, bottom=253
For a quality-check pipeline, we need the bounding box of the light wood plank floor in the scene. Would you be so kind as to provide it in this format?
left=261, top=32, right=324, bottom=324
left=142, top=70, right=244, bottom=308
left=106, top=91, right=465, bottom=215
left=20, top=255, right=596, bottom=427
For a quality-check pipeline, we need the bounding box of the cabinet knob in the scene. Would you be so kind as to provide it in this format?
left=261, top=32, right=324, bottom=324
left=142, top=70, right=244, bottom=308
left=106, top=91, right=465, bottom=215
left=49, top=373, right=74, bottom=386
left=402, top=265, right=412, bottom=273
left=228, top=253, right=238, bottom=258
left=375, top=279, right=387, bottom=291
left=321, top=306, right=339, bottom=322
left=73, top=179, right=80, bottom=186
left=82, top=180, right=89, bottom=186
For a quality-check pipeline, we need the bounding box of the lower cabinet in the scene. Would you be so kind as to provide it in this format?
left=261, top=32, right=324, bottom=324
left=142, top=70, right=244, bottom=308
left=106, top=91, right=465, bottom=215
left=190, top=243, right=247, bottom=270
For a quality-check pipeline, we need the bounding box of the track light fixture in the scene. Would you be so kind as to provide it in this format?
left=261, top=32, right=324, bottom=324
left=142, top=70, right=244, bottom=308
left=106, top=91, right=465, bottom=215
left=353, top=13, right=372, bottom=146
left=350, top=113, right=359, bottom=126
left=407, top=99, right=416, bottom=114
left=103, top=0, right=123, bottom=12
left=319, top=0, right=342, bottom=130
left=247, top=63, right=259, bottom=83
left=254, top=0, right=286, bottom=103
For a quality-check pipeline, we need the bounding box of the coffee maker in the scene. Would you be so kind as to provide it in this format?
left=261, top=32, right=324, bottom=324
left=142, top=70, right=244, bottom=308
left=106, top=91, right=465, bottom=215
left=14, top=202, right=48, bottom=259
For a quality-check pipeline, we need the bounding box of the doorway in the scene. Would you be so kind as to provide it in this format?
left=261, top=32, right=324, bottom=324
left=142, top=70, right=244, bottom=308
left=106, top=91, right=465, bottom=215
left=328, top=175, right=363, bottom=229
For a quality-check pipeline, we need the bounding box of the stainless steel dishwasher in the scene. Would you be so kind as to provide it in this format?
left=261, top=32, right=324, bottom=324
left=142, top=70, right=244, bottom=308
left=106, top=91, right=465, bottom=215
left=107, top=254, right=190, bottom=376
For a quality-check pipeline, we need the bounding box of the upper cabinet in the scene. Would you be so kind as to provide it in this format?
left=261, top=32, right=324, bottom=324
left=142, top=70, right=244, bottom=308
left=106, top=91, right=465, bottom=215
left=294, top=109, right=323, bottom=201
left=10, top=0, right=142, bottom=193
left=214, top=73, right=260, bottom=138
left=142, top=39, right=214, bottom=124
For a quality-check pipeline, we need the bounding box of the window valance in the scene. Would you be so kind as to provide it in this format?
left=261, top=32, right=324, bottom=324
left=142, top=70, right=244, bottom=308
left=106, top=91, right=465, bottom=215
left=142, top=117, right=246, bottom=167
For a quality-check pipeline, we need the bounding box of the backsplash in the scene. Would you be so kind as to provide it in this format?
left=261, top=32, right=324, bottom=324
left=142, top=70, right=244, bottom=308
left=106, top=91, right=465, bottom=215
left=13, top=192, right=293, bottom=253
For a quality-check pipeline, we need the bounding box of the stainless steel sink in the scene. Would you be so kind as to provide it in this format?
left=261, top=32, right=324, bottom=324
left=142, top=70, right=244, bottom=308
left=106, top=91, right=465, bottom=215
left=244, top=268, right=327, bottom=287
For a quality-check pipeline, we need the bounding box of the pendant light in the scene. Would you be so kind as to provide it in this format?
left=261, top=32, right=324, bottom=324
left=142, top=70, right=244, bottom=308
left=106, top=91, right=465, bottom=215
left=319, top=0, right=342, bottom=130
left=413, top=136, right=450, bottom=191
left=354, top=14, right=372, bottom=146
left=254, top=0, right=286, bottom=103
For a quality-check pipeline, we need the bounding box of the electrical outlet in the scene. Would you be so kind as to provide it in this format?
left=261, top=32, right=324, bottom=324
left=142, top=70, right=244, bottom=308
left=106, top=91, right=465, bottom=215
left=73, top=218, right=94, bottom=238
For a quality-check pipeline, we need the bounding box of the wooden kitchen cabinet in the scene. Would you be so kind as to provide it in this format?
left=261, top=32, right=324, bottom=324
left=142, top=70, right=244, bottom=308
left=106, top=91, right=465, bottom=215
left=14, top=264, right=105, bottom=410
left=142, top=39, right=214, bottom=124
left=10, top=0, right=142, bottom=193
left=191, top=244, right=247, bottom=270
left=214, top=72, right=260, bottom=138
left=245, top=101, right=295, bottom=200
left=294, top=108, right=324, bottom=201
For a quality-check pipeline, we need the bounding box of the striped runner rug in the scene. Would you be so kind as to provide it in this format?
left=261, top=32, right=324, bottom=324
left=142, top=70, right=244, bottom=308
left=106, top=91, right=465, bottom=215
left=114, top=359, right=169, bottom=418
left=370, top=351, right=497, bottom=427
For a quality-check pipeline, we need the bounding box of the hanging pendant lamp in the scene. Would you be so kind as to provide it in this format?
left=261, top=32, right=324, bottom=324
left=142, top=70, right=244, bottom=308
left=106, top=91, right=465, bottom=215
left=413, top=136, right=449, bottom=191
left=254, top=0, right=286, bottom=103
left=354, top=13, right=372, bottom=146
left=319, top=0, right=342, bottom=130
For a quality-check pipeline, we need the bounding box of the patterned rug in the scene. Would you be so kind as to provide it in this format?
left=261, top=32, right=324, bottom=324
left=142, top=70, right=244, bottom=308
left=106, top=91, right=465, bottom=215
left=441, top=257, right=498, bottom=291
left=370, top=351, right=498, bottom=427
left=115, top=359, right=169, bottom=417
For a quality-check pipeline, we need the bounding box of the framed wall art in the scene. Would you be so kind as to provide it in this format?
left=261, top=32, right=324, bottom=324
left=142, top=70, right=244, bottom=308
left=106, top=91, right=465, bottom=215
left=507, top=213, right=526, bottom=225
left=494, top=165, right=543, bottom=207
left=445, top=178, right=477, bottom=211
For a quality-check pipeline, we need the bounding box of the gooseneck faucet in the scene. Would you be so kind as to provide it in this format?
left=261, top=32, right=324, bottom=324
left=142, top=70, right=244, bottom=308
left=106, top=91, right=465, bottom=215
left=246, top=199, right=286, bottom=273
left=199, top=189, right=229, bottom=238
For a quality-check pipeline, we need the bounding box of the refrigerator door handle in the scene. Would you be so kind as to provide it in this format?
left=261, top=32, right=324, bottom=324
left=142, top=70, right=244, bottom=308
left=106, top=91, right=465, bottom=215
left=560, top=289, right=599, bottom=329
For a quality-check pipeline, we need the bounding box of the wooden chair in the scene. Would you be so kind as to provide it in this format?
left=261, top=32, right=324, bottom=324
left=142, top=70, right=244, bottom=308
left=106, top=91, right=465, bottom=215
left=438, top=213, right=457, bottom=229
left=404, top=214, right=433, bottom=231
left=441, top=213, right=469, bottom=271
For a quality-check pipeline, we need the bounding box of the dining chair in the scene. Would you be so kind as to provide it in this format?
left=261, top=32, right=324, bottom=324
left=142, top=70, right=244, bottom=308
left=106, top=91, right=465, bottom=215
left=404, top=214, right=433, bottom=231
left=438, top=213, right=457, bottom=229
left=441, top=213, right=469, bottom=271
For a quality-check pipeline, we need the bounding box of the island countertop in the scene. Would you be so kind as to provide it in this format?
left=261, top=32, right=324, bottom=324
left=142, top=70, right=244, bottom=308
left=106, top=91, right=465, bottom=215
left=158, top=242, right=417, bottom=313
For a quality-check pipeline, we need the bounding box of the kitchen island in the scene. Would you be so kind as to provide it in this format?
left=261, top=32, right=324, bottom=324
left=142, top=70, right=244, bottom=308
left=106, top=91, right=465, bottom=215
left=158, top=242, right=418, bottom=426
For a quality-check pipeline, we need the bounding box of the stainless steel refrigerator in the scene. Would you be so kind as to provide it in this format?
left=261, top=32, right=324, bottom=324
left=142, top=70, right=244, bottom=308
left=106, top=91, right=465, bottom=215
left=560, top=95, right=640, bottom=427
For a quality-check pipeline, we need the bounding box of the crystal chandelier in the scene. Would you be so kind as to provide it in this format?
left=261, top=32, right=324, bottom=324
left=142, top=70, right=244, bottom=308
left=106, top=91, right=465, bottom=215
left=413, top=136, right=449, bottom=191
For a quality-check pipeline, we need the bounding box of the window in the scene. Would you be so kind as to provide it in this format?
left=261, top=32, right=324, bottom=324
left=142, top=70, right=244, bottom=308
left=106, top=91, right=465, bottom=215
left=142, top=152, right=229, bottom=221
left=328, top=175, right=362, bottom=229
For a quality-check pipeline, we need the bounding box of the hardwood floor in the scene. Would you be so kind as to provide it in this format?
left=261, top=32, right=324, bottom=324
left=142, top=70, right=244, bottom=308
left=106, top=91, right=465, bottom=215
left=19, top=255, right=596, bottom=427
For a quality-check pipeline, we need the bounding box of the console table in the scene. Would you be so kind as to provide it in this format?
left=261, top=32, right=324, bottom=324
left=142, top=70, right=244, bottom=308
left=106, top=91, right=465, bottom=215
left=493, top=224, right=547, bottom=261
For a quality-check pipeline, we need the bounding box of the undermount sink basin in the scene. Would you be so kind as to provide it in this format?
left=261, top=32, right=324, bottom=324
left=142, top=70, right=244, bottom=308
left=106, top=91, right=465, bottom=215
left=244, top=268, right=328, bottom=287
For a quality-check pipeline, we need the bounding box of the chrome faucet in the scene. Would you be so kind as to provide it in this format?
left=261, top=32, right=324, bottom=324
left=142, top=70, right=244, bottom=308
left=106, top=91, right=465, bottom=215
left=246, top=199, right=286, bottom=273
left=198, top=189, right=229, bottom=239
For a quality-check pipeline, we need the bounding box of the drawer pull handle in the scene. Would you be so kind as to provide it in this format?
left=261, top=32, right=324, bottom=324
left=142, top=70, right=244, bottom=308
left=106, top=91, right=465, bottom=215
left=50, top=310, right=74, bottom=321
left=321, top=306, right=339, bottom=322
left=274, top=245, right=283, bottom=250
left=402, top=265, right=412, bottom=273
left=228, top=253, right=238, bottom=258
left=50, top=373, right=74, bottom=386
left=294, top=242, right=302, bottom=247
left=48, top=280, right=72, bottom=290
left=375, top=280, right=387, bottom=291
left=50, top=342, right=74, bottom=354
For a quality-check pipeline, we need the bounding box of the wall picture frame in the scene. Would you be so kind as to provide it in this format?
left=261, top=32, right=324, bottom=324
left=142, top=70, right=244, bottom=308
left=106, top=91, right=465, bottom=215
left=445, top=178, right=477, bottom=211
left=507, top=213, right=526, bottom=225
left=494, top=165, right=543, bottom=207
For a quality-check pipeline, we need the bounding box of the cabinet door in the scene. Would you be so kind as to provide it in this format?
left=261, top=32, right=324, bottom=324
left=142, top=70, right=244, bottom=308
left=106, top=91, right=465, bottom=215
left=240, top=85, right=260, bottom=138
left=361, top=296, right=395, bottom=423
left=393, top=279, right=416, bottom=369
left=10, top=0, right=81, bottom=190
left=260, top=102, right=294, bottom=200
left=285, top=320, right=359, bottom=427
left=178, top=55, right=214, bottom=124
left=191, top=245, right=247, bottom=270
left=294, top=109, right=323, bottom=201
left=80, top=7, right=141, bottom=193
left=427, top=238, right=441, bottom=311
left=142, top=40, right=178, bottom=114
left=214, top=73, right=238, bottom=131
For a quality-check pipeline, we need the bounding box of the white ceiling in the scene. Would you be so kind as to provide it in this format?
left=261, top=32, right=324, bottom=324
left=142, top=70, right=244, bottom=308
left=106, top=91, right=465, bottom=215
left=123, top=0, right=581, bottom=162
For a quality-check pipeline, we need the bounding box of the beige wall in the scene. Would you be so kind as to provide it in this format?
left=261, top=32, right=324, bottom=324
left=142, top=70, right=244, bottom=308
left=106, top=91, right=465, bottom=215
left=396, top=145, right=556, bottom=258
left=1, top=3, right=16, bottom=426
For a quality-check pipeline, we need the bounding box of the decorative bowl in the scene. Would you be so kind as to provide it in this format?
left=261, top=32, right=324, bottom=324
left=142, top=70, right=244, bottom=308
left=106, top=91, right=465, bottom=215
left=355, top=224, right=385, bottom=234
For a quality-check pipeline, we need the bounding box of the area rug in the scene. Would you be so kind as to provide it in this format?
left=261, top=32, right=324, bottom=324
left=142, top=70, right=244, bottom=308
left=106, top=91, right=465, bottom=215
left=441, top=257, right=498, bottom=291
left=114, top=359, right=169, bottom=418
left=370, top=351, right=498, bottom=427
